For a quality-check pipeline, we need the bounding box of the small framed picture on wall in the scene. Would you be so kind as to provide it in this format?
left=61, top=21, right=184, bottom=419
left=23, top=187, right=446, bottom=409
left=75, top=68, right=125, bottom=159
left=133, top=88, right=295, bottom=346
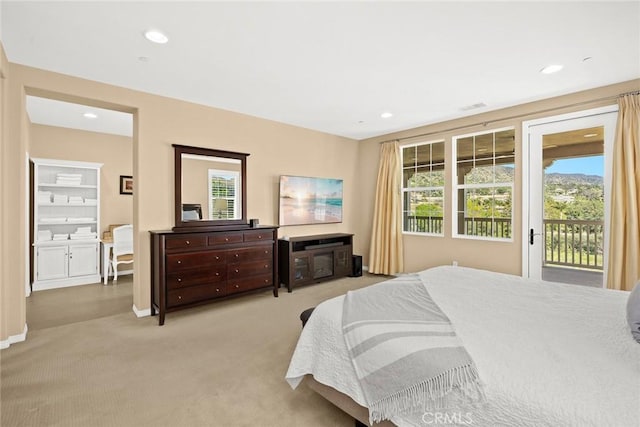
left=119, top=175, right=133, bottom=195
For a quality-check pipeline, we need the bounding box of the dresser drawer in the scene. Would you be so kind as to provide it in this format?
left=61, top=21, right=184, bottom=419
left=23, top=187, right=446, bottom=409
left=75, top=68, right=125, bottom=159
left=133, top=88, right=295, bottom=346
left=244, top=230, right=274, bottom=242
left=167, top=267, right=226, bottom=290
left=226, top=245, right=273, bottom=263
left=166, top=250, right=226, bottom=272
left=168, top=283, right=227, bottom=307
left=228, top=274, right=273, bottom=293
left=165, top=235, right=207, bottom=250
left=228, top=260, right=272, bottom=278
left=208, top=232, right=243, bottom=246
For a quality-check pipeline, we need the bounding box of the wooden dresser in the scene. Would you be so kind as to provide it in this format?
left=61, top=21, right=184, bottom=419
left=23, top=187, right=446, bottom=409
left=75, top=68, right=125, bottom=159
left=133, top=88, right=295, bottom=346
left=150, top=226, right=278, bottom=325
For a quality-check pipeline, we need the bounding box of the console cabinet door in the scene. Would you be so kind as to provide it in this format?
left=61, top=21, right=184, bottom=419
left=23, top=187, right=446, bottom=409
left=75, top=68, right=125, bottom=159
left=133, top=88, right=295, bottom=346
left=334, top=246, right=352, bottom=277
left=68, top=243, right=98, bottom=277
left=292, top=253, right=313, bottom=284
left=36, top=245, right=68, bottom=281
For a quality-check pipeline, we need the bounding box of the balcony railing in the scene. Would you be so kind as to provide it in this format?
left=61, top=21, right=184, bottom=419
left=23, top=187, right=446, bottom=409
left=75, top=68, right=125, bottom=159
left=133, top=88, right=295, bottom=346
left=404, top=216, right=511, bottom=238
left=544, top=219, right=604, bottom=270
left=404, top=216, right=604, bottom=271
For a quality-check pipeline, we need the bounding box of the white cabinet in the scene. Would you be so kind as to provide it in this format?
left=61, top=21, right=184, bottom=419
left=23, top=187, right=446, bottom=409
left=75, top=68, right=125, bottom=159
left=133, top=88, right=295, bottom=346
left=32, top=158, right=103, bottom=290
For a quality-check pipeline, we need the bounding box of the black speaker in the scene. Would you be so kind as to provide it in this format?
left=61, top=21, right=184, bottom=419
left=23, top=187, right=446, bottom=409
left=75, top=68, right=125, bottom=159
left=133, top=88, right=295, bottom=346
left=249, top=218, right=259, bottom=228
left=350, top=255, right=362, bottom=277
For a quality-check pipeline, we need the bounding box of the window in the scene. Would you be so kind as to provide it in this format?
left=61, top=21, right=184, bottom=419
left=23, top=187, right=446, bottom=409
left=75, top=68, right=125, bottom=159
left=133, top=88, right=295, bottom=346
left=401, top=141, right=445, bottom=235
left=453, top=128, right=515, bottom=240
left=208, top=169, right=239, bottom=219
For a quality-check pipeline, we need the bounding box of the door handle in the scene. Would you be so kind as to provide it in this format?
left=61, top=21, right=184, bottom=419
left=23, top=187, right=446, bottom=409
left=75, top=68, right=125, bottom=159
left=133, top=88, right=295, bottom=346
left=529, top=229, right=541, bottom=245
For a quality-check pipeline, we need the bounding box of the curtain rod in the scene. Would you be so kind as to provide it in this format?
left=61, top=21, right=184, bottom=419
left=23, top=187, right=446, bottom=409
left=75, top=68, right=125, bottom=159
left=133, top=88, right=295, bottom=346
left=378, top=90, right=638, bottom=145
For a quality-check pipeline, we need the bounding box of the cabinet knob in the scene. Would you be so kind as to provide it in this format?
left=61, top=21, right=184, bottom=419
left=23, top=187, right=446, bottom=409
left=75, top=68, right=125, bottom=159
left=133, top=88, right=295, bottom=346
left=235, top=269, right=239, bottom=273
left=177, top=260, right=182, bottom=264
left=215, top=272, right=220, bottom=276
left=264, top=279, right=269, bottom=283
left=186, top=240, right=190, bottom=245
left=225, top=238, right=229, bottom=242
left=177, top=278, right=182, bottom=282
left=216, top=288, right=220, bottom=292
left=258, top=235, right=262, bottom=239
left=215, top=256, right=220, bottom=260
left=235, top=254, right=239, bottom=258
left=234, top=284, right=239, bottom=289
left=178, top=295, right=182, bottom=300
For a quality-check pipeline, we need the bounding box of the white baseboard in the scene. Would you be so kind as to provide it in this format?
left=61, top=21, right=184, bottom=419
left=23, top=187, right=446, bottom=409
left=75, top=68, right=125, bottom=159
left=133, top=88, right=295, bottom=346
left=0, top=324, right=28, bottom=350
left=132, top=304, right=151, bottom=318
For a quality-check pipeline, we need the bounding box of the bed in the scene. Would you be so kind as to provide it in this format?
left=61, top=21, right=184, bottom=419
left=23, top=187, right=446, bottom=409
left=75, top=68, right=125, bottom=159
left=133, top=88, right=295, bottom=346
left=286, top=266, right=640, bottom=426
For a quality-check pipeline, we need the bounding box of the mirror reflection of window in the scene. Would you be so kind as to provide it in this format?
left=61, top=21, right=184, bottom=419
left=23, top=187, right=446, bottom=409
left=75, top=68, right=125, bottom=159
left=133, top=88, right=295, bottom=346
left=208, top=169, right=239, bottom=220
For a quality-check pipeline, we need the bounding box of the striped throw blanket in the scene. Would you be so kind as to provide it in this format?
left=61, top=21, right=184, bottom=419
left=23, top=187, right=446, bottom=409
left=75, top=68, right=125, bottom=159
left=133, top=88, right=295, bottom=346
left=342, top=274, right=484, bottom=423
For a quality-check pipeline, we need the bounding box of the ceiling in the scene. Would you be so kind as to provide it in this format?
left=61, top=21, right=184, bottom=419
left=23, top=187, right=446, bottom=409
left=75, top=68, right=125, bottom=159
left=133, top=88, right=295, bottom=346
left=3, top=1, right=640, bottom=140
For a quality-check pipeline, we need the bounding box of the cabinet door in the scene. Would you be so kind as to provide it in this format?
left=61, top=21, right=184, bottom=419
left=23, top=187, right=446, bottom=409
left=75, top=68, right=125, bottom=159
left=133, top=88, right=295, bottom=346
left=334, top=246, right=352, bottom=277
left=37, top=245, right=68, bottom=281
left=292, top=253, right=313, bottom=284
left=68, top=243, right=98, bottom=277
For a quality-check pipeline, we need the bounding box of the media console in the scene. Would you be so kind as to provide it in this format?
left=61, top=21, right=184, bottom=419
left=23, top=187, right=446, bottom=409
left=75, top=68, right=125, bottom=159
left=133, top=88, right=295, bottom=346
left=278, top=233, right=353, bottom=292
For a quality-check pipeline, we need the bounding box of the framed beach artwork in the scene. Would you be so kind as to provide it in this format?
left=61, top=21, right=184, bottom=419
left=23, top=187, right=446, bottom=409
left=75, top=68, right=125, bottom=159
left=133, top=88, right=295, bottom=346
left=278, top=175, right=343, bottom=226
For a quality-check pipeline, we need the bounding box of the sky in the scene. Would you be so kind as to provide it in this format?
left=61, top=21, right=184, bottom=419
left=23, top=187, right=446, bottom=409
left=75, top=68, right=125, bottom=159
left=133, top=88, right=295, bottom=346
left=545, top=155, right=604, bottom=177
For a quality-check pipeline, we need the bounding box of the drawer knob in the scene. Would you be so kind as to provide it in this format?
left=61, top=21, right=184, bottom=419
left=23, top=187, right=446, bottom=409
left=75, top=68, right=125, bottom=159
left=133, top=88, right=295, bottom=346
left=216, top=288, right=220, bottom=292
left=215, top=272, right=220, bottom=276
left=235, top=254, right=239, bottom=258
left=264, top=279, right=269, bottom=283
left=264, top=264, right=268, bottom=268
left=177, top=278, right=182, bottom=282
left=234, top=284, right=239, bottom=289
left=235, top=269, right=239, bottom=273
left=225, top=238, right=229, bottom=242
left=258, top=235, right=262, bottom=239
left=215, top=256, right=220, bottom=260
left=177, top=260, right=182, bottom=264
left=178, top=295, right=182, bottom=300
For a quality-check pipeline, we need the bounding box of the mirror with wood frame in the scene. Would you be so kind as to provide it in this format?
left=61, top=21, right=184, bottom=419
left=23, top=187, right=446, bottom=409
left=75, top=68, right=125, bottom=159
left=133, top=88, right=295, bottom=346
left=173, top=144, right=249, bottom=230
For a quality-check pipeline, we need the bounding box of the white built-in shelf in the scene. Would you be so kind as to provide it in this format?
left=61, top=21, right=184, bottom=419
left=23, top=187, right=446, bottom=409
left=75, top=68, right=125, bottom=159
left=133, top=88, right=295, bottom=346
left=38, top=183, right=98, bottom=189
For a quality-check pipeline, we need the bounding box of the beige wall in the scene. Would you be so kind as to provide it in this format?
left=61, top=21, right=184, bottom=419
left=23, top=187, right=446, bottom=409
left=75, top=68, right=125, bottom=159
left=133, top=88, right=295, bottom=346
left=29, top=124, right=133, bottom=234
left=356, top=79, right=640, bottom=275
left=1, top=59, right=360, bottom=344
left=1, top=42, right=7, bottom=344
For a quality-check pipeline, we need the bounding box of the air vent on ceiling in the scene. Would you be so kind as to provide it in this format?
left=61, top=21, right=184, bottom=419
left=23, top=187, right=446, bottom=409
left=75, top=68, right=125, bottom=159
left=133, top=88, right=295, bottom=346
left=460, top=102, right=487, bottom=111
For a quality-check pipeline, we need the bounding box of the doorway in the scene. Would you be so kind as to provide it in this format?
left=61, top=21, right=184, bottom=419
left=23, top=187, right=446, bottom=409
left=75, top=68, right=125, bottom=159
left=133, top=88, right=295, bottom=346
left=523, top=106, right=618, bottom=287
left=25, top=95, right=135, bottom=326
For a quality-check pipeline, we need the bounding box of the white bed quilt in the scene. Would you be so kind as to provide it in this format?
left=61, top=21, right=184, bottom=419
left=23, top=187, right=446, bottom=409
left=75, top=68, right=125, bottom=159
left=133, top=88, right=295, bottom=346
left=286, top=266, right=640, bottom=427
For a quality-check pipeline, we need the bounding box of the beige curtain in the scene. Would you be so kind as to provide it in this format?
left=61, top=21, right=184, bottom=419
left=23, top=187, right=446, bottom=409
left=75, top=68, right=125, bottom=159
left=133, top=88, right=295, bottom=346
left=369, top=141, right=403, bottom=275
left=607, top=93, right=640, bottom=291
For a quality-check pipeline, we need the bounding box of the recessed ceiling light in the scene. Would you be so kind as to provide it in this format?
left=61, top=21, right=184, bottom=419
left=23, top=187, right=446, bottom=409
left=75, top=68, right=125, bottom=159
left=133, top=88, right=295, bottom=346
left=540, top=64, right=563, bottom=74
left=144, top=29, right=168, bottom=44
left=380, top=112, right=393, bottom=119
left=584, top=133, right=598, bottom=138
left=582, top=57, right=593, bottom=62
left=138, top=56, right=149, bottom=62
left=83, top=112, right=98, bottom=119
